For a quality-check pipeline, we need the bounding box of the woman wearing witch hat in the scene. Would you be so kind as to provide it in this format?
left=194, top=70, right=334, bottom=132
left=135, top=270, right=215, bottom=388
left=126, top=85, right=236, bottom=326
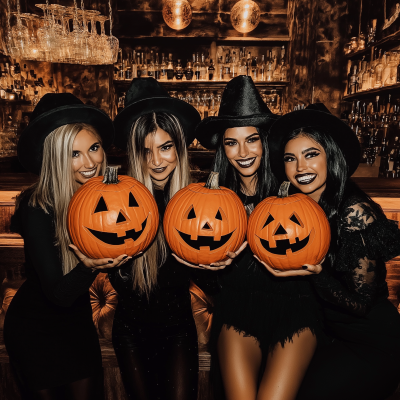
left=110, top=77, right=237, bottom=400
left=4, top=93, right=129, bottom=399
left=267, top=103, right=400, bottom=400
left=194, top=76, right=324, bottom=400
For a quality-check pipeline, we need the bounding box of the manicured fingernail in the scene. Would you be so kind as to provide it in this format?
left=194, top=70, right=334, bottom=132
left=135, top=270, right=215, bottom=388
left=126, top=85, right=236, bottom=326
left=108, top=260, right=113, bottom=264
left=122, top=255, right=128, bottom=260
left=302, top=265, right=308, bottom=269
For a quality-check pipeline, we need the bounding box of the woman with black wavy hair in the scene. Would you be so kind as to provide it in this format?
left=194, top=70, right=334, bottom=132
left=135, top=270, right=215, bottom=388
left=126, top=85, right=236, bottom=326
left=193, top=76, right=324, bottom=400
left=267, top=103, right=400, bottom=400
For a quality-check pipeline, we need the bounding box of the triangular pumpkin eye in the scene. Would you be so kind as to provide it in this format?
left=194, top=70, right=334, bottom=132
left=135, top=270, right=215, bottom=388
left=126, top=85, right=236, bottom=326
left=94, top=196, right=108, bottom=213
left=290, top=213, right=302, bottom=226
left=215, top=210, right=223, bottom=220
left=262, top=214, right=274, bottom=228
left=187, top=207, right=196, bottom=219
left=129, top=192, right=139, bottom=207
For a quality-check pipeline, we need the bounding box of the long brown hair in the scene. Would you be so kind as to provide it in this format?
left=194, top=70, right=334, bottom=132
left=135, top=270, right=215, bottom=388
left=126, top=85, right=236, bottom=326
left=126, top=112, right=191, bottom=295
left=15, top=123, right=106, bottom=274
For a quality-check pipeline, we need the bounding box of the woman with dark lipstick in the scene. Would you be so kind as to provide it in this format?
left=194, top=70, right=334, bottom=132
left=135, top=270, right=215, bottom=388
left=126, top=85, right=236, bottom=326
left=267, top=103, right=400, bottom=400
left=109, top=78, right=230, bottom=400
left=193, top=76, right=324, bottom=400
left=4, top=93, right=128, bottom=400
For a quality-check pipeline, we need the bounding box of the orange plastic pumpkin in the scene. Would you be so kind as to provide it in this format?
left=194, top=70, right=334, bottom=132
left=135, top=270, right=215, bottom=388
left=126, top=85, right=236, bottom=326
left=68, top=166, right=159, bottom=259
left=248, top=182, right=330, bottom=271
left=163, top=172, right=247, bottom=265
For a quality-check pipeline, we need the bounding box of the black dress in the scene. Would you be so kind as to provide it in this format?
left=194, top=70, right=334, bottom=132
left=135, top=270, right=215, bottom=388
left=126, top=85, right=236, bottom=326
left=108, top=189, right=217, bottom=400
left=4, top=195, right=102, bottom=391
left=210, top=192, right=324, bottom=391
left=297, top=196, right=400, bottom=400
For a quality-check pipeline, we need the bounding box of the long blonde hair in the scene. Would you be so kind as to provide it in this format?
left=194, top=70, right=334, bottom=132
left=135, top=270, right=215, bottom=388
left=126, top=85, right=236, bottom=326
left=16, top=123, right=106, bottom=275
left=127, top=112, right=191, bottom=295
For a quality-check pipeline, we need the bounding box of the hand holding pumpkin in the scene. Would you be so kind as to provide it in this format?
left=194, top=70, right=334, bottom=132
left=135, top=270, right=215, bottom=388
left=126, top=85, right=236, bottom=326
left=172, top=241, right=248, bottom=270
left=254, top=255, right=324, bottom=277
left=69, top=244, right=132, bottom=271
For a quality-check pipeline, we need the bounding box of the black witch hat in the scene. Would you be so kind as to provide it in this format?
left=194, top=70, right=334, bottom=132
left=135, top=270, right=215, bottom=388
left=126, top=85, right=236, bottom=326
left=195, top=76, right=279, bottom=149
left=113, top=77, right=201, bottom=150
left=18, top=93, right=114, bottom=175
left=268, top=103, right=361, bottom=180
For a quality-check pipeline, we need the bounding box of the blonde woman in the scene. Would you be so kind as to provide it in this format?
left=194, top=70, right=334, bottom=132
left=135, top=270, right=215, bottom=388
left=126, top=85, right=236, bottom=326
left=4, top=94, right=129, bottom=400
left=110, top=78, right=237, bottom=400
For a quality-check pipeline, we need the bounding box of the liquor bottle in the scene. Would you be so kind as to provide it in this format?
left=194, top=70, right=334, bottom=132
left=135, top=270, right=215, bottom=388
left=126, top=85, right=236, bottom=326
left=259, top=55, right=266, bottom=81
left=125, top=56, right=132, bottom=80
left=266, top=53, right=273, bottom=82
left=200, top=53, right=207, bottom=81
left=132, top=51, right=137, bottom=78
left=208, top=59, right=215, bottom=81
left=246, top=52, right=252, bottom=76
left=136, top=53, right=142, bottom=78
left=356, top=59, right=364, bottom=91
left=238, top=50, right=246, bottom=76
left=194, top=53, right=201, bottom=81
left=374, top=50, right=384, bottom=88
left=148, top=51, right=155, bottom=77
left=175, top=59, right=184, bottom=80
left=154, top=53, right=160, bottom=80
left=141, top=53, right=148, bottom=77
left=185, top=60, right=194, bottom=80
left=217, top=56, right=224, bottom=80
left=361, top=62, right=370, bottom=91
left=349, top=65, right=358, bottom=94
left=251, top=57, right=258, bottom=80
left=272, top=56, right=281, bottom=81
left=223, top=52, right=231, bottom=80
left=280, top=56, right=288, bottom=81
left=166, top=53, right=174, bottom=80
left=231, top=52, right=238, bottom=78
left=160, top=53, right=167, bottom=80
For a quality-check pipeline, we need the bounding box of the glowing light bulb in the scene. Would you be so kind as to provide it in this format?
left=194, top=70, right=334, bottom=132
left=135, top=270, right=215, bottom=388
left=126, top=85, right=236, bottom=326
left=230, top=0, right=261, bottom=34
left=162, top=0, right=192, bottom=30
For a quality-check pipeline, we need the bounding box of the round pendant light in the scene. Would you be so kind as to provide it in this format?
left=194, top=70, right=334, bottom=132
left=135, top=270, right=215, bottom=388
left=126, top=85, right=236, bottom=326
left=231, top=0, right=261, bottom=34
left=162, top=0, right=192, bottom=31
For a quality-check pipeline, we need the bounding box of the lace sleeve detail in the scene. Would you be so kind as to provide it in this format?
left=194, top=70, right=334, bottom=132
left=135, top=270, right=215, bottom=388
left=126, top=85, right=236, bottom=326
left=311, top=199, right=400, bottom=316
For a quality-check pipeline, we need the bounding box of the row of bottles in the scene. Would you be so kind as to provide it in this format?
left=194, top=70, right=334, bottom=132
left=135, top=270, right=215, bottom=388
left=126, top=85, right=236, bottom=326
left=0, top=62, right=52, bottom=106
left=346, top=50, right=400, bottom=95
left=114, top=47, right=288, bottom=83
left=348, top=94, right=400, bottom=178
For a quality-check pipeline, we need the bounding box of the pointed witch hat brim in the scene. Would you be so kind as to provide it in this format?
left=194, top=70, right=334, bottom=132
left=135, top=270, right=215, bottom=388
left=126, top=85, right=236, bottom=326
left=267, top=103, right=361, bottom=180
left=195, top=76, right=279, bottom=149
left=113, top=77, right=201, bottom=150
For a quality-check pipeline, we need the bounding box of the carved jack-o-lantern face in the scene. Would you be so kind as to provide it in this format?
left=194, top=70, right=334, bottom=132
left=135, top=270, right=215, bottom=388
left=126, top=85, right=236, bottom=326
left=68, top=170, right=159, bottom=259
left=164, top=172, right=247, bottom=265
left=248, top=186, right=330, bottom=271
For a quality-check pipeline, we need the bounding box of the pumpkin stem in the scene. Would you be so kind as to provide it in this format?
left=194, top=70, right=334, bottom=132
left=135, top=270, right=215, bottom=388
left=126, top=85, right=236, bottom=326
left=278, top=181, right=290, bottom=198
left=205, top=171, right=220, bottom=189
left=102, top=166, right=120, bottom=185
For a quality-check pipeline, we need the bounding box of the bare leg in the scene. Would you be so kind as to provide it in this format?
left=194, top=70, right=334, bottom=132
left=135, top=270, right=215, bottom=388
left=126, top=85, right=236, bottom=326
left=217, top=325, right=262, bottom=400
left=257, top=329, right=317, bottom=400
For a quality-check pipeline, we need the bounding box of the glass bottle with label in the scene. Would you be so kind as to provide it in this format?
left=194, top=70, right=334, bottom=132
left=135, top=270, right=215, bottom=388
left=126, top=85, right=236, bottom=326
left=148, top=51, right=155, bottom=77
left=238, top=50, right=246, bottom=76
left=217, top=56, right=224, bottom=80
left=194, top=53, right=201, bottom=81
left=166, top=53, right=175, bottom=80
left=131, top=50, right=137, bottom=78
left=258, top=55, right=266, bottom=81
left=160, top=53, right=167, bottom=80
left=246, top=52, right=252, bottom=76
left=223, top=52, right=231, bottom=80
left=200, top=53, right=207, bottom=81
left=231, top=52, right=238, bottom=78
left=141, top=53, right=148, bottom=77
left=280, top=57, right=288, bottom=81
left=185, top=60, right=194, bottom=80
left=374, top=50, right=384, bottom=88
left=154, top=53, right=160, bottom=80
left=349, top=65, right=358, bottom=95
left=208, top=59, right=215, bottom=81
left=251, top=57, right=258, bottom=80
left=175, top=59, right=184, bottom=80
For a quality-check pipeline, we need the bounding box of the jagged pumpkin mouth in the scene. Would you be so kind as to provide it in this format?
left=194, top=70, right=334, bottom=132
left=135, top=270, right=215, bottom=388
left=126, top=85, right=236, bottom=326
left=86, top=217, right=148, bottom=245
left=257, top=231, right=311, bottom=255
left=176, top=228, right=235, bottom=251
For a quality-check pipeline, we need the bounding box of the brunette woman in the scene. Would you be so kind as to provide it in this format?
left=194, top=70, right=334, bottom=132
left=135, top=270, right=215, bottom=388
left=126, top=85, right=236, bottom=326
left=267, top=103, right=400, bottom=400
left=110, top=78, right=235, bottom=400
left=194, top=76, right=323, bottom=400
left=4, top=93, right=129, bottom=400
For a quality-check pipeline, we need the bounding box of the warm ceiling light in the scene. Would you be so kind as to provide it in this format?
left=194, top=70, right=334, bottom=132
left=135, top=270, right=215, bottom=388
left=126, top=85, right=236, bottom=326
left=162, top=0, right=192, bottom=31
left=231, top=0, right=261, bottom=34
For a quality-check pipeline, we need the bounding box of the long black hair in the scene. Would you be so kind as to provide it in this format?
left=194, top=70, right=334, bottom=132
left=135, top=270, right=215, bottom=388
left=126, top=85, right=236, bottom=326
left=211, top=127, right=278, bottom=205
left=282, top=127, right=384, bottom=268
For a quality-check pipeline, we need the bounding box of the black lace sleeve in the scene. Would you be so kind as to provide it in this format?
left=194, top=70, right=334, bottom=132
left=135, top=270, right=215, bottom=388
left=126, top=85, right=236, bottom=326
left=311, top=199, right=400, bottom=316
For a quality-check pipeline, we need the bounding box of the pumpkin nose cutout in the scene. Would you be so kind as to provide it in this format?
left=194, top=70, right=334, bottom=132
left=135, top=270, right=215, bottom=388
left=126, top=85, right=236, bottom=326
left=202, top=222, right=213, bottom=231
left=274, top=224, right=287, bottom=235
left=116, top=211, right=127, bottom=224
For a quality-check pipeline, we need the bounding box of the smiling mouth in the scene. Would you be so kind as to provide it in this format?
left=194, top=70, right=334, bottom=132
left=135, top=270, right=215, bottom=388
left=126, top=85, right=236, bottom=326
left=152, top=167, right=167, bottom=174
left=176, top=228, right=235, bottom=251
left=295, top=173, right=317, bottom=185
left=87, top=217, right=147, bottom=245
left=258, top=231, right=312, bottom=255
left=79, top=168, right=97, bottom=179
left=235, top=158, right=256, bottom=169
